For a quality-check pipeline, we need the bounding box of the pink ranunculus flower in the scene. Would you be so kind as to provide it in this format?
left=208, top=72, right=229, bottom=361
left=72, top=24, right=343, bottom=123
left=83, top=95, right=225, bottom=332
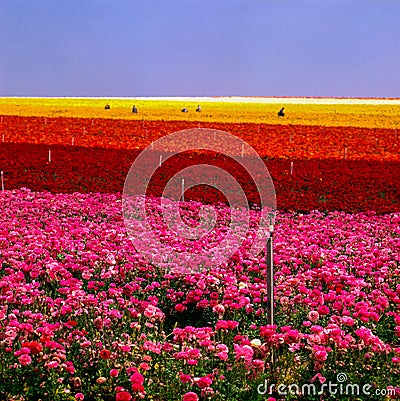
left=175, top=303, right=186, bottom=312
left=234, top=344, right=254, bottom=363
left=130, top=372, right=144, bottom=385
left=18, top=354, right=32, bottom=366
left=313, top=346, right=328, bottom=362
left=182, top=392, right=199, bottom=401
left=179, top=373, right=192, bottom=383
left=195, top=376, right=213, bottom=389
left=307, top=310, right=319, bottom=322
left=212, top=304, right=225, bottom=315
left=47, top=360, right=59, bottom=369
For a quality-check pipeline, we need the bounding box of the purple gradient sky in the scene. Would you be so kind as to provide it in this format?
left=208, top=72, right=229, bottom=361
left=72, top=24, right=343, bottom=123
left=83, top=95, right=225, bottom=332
left=1, top=0, right=399, bottom=97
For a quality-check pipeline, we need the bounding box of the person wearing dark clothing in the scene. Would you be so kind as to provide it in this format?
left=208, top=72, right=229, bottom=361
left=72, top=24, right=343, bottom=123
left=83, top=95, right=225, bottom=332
left=105, top=104, right=110, bottom=110
left=278, top=107, right=285, bottom=117
left=182, top=108, right=188, bottom=113
left=196, top=105, right=202, bottom=112
left=132, top=105, right=138, bottom=113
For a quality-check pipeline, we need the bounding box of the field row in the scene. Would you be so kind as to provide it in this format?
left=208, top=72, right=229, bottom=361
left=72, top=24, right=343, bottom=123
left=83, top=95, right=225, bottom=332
left=0, top=190, right=399, bottom=400
left=1, top=97, right=400, bottom=128
left=1, top=115, right=400, bottom=161
left=0, top=143, right=399, bottom=213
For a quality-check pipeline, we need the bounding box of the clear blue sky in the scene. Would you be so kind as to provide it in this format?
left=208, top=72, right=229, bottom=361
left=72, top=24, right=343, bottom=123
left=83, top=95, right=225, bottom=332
left=1, top=0, right=399, bottom=97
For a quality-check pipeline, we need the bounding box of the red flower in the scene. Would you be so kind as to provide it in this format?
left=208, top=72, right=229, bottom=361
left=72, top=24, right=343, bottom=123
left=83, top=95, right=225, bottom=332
left=22, top=341, right=43, bottom=355
left=99, top=349, right=111, bottom=360
left=174, top=303, right=186, bottom=312
left=131, top=383, right=145, bottom=392
left=116, top=391, right=132, bottom=401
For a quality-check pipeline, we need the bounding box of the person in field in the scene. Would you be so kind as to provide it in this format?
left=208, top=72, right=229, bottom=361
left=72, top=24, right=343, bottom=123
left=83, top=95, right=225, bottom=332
left=105, top=104, right=110, bottom=110
left=196, top=105, right=202, bottom=112
left=278, top=107, right=285, bottom=117
left=181, top=108, right=188, bottom=113
left=132, top=105, right=138, bottom=113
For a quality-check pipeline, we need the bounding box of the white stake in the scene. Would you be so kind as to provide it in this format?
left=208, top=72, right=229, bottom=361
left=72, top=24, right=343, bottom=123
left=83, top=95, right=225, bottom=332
left=48, top=149, right=51, bottom=163
left=159, top=154, right=162, bottom=167
left=151, top=142, right=154, bottom=150
left=182, top=178, right=185, bottom=202
left=91, top=119, right=94, bottom=126
left=0, top=117, right=3, bottom=124
left=72, top=137, right=75, bottom=146
left=375, top=138, right=378, bottom=146
left=344, top=147, right=348, bottom=160
left=241, top=144, right=244, bottom=158
left=45, top=118, right=47, bottom=125
left=83, top=127, right=86, bottom=134
left=2, top=133, right=4, bottom=143
left=1, top=171, right=4, bottom=192
left=290, top=161, right=293, bottom=175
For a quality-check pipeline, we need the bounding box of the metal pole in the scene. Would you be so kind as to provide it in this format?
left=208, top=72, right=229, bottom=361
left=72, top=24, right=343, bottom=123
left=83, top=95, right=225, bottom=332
left=266, top=221, right=274, bottom=325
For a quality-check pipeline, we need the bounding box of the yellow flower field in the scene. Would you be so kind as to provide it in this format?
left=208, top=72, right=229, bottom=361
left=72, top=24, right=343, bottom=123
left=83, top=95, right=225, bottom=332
left=1, top=97, right=400, bottom=129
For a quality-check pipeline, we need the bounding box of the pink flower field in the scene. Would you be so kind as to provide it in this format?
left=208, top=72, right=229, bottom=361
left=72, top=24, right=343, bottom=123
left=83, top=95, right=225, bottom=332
left=0, top=189, right=399, bottom=400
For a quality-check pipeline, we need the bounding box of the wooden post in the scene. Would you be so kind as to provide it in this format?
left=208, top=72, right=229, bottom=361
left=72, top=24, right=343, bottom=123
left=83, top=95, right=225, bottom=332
left=266, top=220, right=274, bottom=325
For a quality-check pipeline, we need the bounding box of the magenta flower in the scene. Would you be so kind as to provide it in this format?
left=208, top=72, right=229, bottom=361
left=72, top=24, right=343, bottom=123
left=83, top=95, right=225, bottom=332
left=182, top=392, right=199, bottom=401
left=195, top=376, right=213, bottom=389
left=18, top=354, right=32, bottom=366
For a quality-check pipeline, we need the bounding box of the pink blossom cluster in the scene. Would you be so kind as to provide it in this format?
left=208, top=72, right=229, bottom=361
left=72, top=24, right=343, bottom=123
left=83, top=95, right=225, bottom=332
left=0, top=189, right=399, bottom=400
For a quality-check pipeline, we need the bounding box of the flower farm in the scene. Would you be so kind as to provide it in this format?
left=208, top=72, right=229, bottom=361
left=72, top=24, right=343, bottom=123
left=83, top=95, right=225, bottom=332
left=0, top=98, right=399, bottom=400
